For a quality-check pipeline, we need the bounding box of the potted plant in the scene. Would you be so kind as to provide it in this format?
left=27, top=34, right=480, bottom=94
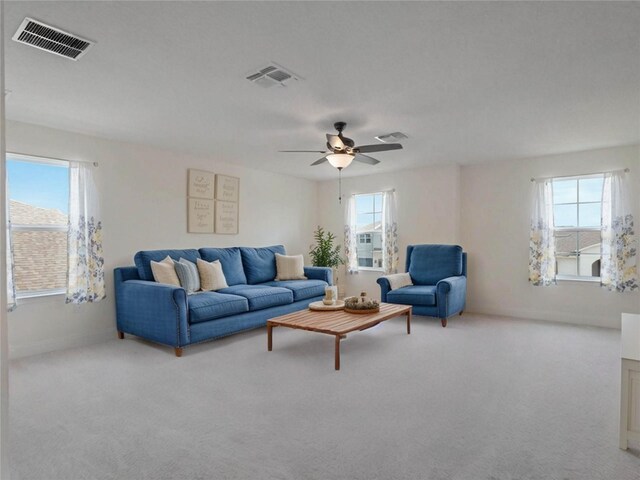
left=309, top=226, right=345, bottom=287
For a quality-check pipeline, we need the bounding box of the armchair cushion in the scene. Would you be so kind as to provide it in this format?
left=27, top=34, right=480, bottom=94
left=408, top=245, right=463, bottom=285
left=386, top=285, right=436, bottom=306
left=384, top=272, right=413, bottom=290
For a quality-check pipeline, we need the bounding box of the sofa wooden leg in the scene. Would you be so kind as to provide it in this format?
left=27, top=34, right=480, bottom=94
left=441, top=318, right=447, bottom=328
left=459, top=310, right=463, bottom=316
left=175, top=347, right=183, bottom=357
left=117, top=331, right=124, bottom=339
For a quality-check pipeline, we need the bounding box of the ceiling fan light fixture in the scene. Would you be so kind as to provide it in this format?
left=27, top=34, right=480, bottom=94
left=327, top=153, right=354, bottom=169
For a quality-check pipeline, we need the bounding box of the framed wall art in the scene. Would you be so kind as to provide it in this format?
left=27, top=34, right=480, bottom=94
left=188, top=198, right=214, bottom=233
left=188, top=169, right=215, bottom=199
left=215, top=174, right=239, bottom=203
left=215, top=200, right=239, bottom=235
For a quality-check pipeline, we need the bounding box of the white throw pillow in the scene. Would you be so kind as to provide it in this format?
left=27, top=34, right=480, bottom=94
left=197, top=258, right=229, bottom=291
left=386, top=272, right=413, bottom=291
left=150, top=255, right=181, bottom=286
left=275, top=253, right=307, bottom=281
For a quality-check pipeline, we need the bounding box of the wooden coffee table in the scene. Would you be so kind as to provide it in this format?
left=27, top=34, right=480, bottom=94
left=267, top=302, right=411, bottom=370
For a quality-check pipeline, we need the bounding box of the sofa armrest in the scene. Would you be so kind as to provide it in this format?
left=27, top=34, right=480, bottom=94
left=304, top=266, right=333, bottom=285
left=115, top=279, right=189, bottom=347
left=376, top=277, right=392, bottom=302
left=436, top=276, right=467, bottom=319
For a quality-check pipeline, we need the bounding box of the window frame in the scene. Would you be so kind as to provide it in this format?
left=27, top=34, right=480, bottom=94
left=353, top=192, right=385, bottom=272
left=7, top=153, right=70, bottom=299
left=552, top=173, right=603, bottom=283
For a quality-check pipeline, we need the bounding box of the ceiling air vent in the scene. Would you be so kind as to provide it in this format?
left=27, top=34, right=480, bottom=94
left=246, top=63, right=301, bottom=88
left=12, top=17, right=94, bottom=60
left=375, top=132, right=409, bottom=143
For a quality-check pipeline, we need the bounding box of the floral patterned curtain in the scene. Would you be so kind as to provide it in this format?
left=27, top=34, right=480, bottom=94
left=343, top=196, right=358, bottom=274
left=6, top=178, right=16, bottom=312
left=601, top=170, right=637, bottom=292
left=382, top=190, right=399, bottom=274
left=529, top=179, right=556, bottom=286
left=66, top=162, right=105, bottom=304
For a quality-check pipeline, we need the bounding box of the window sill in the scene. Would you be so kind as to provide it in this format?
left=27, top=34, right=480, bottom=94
left=356, top=267, right=385, bottom=273
left=556, top=275, right=601, bottom=284
left=16, top=290, right=66, bottom=301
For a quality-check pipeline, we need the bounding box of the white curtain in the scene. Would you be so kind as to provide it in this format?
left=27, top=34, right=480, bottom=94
left=344, top=196, right=358, bottom=274
left=66, top=162, right=105, bottom=304
left=601, top=171, right=637, bottom=292
left=529, top=179, right=556, bottom=286
left=382, top=190, right=399, bottom=274
left=6, top=178, right=15, bottom=312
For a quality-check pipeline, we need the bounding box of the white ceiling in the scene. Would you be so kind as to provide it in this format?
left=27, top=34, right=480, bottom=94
left=3, top=1, right=640, bottom=180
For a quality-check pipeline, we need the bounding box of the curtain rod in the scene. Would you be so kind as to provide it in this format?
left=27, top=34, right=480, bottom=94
left=7, top=151, right=98, bottom=167
left=351, top=189, right=395, bottom=196
left=530, top=168, right=629, bottom=183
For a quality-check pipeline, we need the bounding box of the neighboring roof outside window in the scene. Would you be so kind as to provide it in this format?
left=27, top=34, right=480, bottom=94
left=555, top=231, right=601, bottom=253
left=9, top=200, right=68, bottom=293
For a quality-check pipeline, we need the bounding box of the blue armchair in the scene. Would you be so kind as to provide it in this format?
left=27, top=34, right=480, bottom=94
left=377, top=244, right=467, bottom=327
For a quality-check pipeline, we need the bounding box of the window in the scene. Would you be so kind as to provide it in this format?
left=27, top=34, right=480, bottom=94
left=355, top=193, right=383, bottom=270
left=7, top=154, right=69, bottom=297
left=552, top=175, right=604, bottom=280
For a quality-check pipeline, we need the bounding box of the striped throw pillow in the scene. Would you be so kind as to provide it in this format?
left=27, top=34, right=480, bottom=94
left=173, top=258, right=201, bottom=294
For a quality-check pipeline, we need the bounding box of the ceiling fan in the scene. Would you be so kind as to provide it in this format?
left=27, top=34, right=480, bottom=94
left=279, top=121, right=403, bottom=170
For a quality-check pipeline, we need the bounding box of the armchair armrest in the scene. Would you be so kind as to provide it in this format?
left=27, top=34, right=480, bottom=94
left=436, top=276, right=467, bottom=319
left=304, top=266, right=333, bottom=285
left=377, top=277, right=392, bottom=302
left=115, top=279, right=189, bottom=347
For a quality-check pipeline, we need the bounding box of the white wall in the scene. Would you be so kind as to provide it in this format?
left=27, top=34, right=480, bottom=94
left=316, top=164, right=461, bottom=299
left=6, top=120, right=318, bottom=358
left=460, top=144, right=640, bottom=329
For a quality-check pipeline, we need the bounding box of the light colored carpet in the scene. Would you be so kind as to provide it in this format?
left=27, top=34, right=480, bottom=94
left=8, top=313, right=640, bottom=480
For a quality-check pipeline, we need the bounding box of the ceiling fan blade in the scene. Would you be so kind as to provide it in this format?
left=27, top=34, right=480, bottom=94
left=354, top=143, right=403, bottom=153
left=279, top=150, right=327, bottom=153
left=326, top=134, right=345, bottom=150
left=354, top=153, right=380, bottom=165
left=310, top=157, right=328, bottom=166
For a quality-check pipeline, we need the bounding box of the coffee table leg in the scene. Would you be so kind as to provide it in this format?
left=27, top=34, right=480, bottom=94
left=335, top=335, right=341, bottom=370
left=267, top=323, right=273, bottom=351
left=406, top=310, right=412, bottom=335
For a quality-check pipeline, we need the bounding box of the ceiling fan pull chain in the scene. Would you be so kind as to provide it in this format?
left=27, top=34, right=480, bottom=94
left=338, top=169, right=342, bottom=204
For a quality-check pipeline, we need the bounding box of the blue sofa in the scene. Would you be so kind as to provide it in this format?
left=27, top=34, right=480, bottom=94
left=377, top=244, right=467, bottom=328
left=114, top=245, right=332, bottom=356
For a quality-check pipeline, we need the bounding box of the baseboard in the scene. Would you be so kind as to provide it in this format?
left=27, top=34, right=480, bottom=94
left=9, top=328, right=116, bottom=359
left=467, top=305, right=621, bottom=330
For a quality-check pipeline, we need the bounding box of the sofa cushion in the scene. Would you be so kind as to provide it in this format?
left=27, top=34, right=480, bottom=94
left=218, top=284, right=293, bottom=311
left=197, top=259, right=229, bottom=291
left=150, top=256, right=181, bottom=286
left=173, top=258, right=200, bottom=293
left=188, top=292, right=249, bottom=324
left=386, top=285, right=437, bottom=306
left=240, top=245, right=286, bottom=285
left=275, top=253, right=307, bottom=280
left=198, top=247, right=247, bottom=286
left=135, top=249, right=201, bottom=281
left=264, top=280, right=327, bottom=302
left=408, top=245, right=463, bottom=285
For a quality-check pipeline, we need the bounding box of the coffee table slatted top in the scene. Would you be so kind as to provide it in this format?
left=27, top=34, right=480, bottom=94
left=267, top=303, right=411, bottom=335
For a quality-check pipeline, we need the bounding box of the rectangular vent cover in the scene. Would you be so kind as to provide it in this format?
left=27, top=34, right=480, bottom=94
left=246, top=63, right=300, bottom=88
left=12, top=18, right=94, bottom=60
